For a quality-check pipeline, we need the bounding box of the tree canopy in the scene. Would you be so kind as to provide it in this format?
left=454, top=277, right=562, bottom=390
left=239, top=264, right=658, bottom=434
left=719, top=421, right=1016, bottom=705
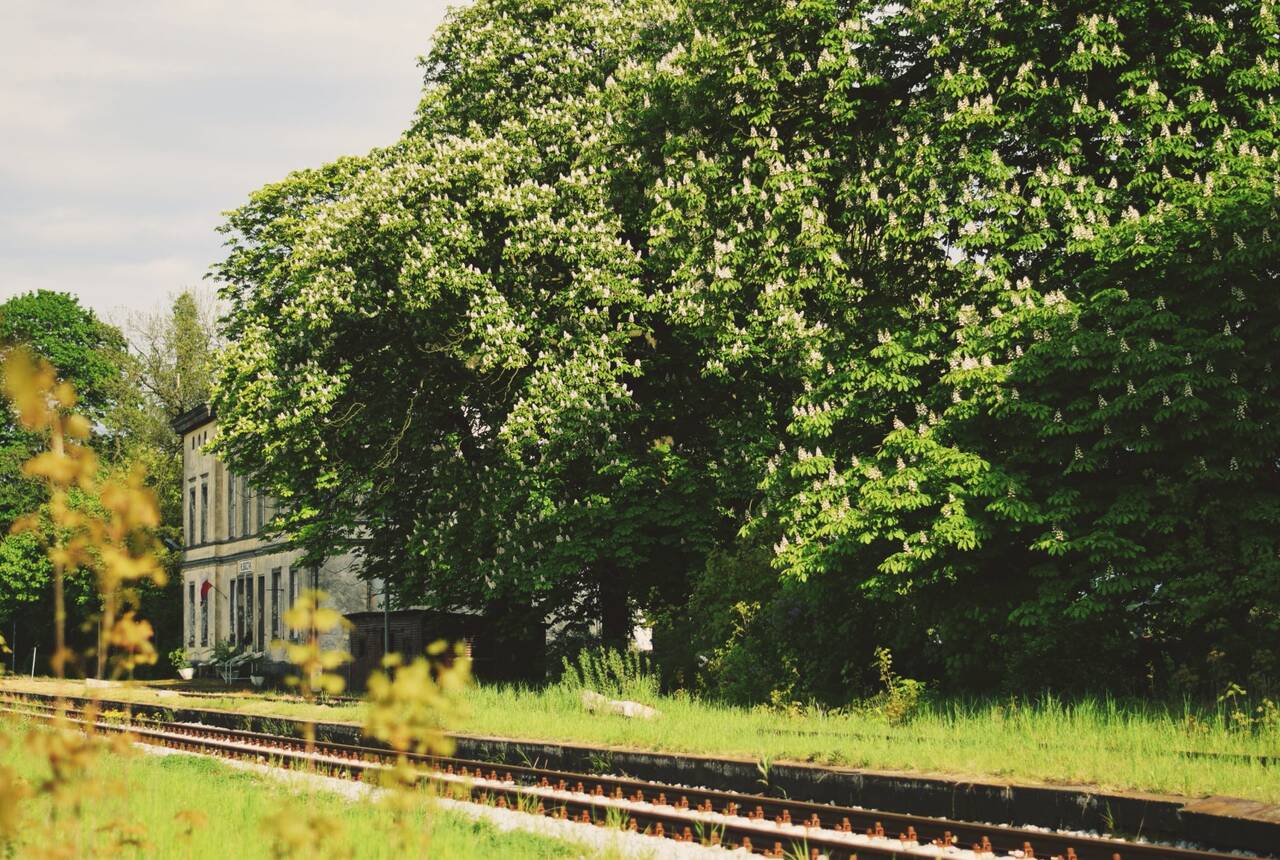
left=0, top=291, right=126, bottom=631
left=213, top=0, right=1280, bottom=697
left=0, top=289, right=213, bottom=674
left=0, top=290, right=123, bottom=427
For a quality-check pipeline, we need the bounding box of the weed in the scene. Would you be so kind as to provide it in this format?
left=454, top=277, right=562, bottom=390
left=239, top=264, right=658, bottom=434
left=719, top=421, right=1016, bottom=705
left=693, top=819, right=724, bottom=847
left=514, top=747, right=543, bottom=771
left=601, top=804, right=631, bottom=831
left=509, top=788, right=544, bottom=817
left=756, top=753, right=774, bottom=791
left=257, top=717, right=291, bottom=737
left=588, top=751, right=615, bottom=775
left=1100, top=801, right=1116, bottom=834
left=784, top=838, right=811, bottom=860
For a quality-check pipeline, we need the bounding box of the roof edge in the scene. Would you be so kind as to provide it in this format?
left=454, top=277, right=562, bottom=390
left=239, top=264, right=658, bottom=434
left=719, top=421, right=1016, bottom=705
left=171, top=403, right=214, bottom=435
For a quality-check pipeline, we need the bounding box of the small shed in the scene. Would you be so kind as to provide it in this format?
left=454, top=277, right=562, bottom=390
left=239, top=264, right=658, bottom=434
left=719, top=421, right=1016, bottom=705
left=344, top=608, right=545, bottom=690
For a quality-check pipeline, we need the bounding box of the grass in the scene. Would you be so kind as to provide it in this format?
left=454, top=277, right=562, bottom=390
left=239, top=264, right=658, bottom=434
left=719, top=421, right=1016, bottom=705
left=5, top=675, right=1279, bottom=804
left=460, top=684, right=1280, bottom=802
left=0, top=714, right=603, bottom=859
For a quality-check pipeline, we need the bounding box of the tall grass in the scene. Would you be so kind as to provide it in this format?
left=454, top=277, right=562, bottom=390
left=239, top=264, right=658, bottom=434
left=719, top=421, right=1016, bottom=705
left=558, top=648, right=660, bottom=703
left=0, top=716, right=584, bottom=859
left=456, top=685, right=1280, bottom=802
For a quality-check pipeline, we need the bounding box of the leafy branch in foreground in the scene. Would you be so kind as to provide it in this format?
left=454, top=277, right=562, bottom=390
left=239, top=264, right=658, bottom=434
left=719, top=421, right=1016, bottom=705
left=0, top=346, right=169, bottom=856
left=2, top=348, right=167, bottom=681
left=363, top=643, right=471, bottom=854
left=280, top=589, right=351, bottom=755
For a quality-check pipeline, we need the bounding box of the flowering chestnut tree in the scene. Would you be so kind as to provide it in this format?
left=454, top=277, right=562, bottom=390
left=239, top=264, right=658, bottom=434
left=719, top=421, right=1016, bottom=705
left=622, top=0, right=1280, bottom=689
left=215, top=0, right=1280, bottom=693
left=214, top=0, right=716, bottom=648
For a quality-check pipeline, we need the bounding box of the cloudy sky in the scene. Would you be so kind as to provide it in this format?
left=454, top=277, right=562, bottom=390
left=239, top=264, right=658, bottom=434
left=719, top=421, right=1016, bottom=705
left=0, top=1, right=456, bottom=326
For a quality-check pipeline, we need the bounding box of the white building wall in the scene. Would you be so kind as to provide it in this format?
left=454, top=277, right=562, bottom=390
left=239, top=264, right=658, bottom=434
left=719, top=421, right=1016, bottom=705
left=174, top=407, right=371, bottom=666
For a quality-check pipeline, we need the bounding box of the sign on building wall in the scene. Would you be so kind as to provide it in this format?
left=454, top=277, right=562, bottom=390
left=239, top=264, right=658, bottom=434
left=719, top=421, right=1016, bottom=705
left=238, top=560, right=253, bottom=574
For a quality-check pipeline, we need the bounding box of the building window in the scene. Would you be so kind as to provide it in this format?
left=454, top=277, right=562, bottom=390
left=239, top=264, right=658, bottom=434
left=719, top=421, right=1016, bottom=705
left=232, top=581, right=241, bottom=647
left=256, top=575, right=265, bottom=648
left=240, top=478, right=250, bottom=536
left=308, top=568, right=320, bottom=640
left=245, top=577, right=254, bottom=648
left=271, top=568, right=281, bottom=640
left=287, top=567, right=297, bottom=640
left=187, top=582, right=195, bottom=647
left=187, top=486, right=195, bottom=547
left=199, top=478, right=208, bottom=544
left=256, top=489, right=265, bottom=534
left=228, top=475, right=236, bottom=539
left=200, top=583, right=209, bottom=647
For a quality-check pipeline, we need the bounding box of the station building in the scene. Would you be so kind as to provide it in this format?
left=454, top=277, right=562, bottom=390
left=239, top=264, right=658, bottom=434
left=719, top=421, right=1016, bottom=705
left=172, top=404, right=546, bottom=687
left=171, top=404, right=375, bottom=673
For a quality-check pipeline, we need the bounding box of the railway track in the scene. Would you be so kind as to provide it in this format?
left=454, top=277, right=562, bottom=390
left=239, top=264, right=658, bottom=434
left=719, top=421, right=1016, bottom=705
left=0, top=691, right=1252, bottom=860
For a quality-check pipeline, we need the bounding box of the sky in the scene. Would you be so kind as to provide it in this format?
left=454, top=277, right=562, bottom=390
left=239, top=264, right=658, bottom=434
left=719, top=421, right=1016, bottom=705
left=0, top=1, right=456, bottom=327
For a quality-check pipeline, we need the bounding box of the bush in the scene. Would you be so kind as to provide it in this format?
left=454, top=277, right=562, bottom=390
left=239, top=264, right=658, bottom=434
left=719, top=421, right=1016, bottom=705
left=860, top=647, right=927, bottom=725
left=560, top=647, right=659, bottom=704
left=211, top=640, right=238, bottom=664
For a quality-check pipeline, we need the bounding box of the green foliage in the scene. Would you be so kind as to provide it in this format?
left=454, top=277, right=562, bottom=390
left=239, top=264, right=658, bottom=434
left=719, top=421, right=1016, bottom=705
left=0, top=289, right=215, bottom=673
left=653, top=542, right=800, bottom=704
left=212, top=0, right=1280, bottom=697
left=168, top=647, right=191, bottom=669
left=560, top=647, right=659, bottom=703
left=107, top=290, right=218, bottom=522
left=0, top=530, right=52, bottom=619
left=213, top=0, right=715, bottom=649
left=106, top=290, right=219, bottom=672
left=861, top=648, right=928, bottom=726
left=0, top=290, right=123, bottom=423
left=212, top=639, right=239, bottom=664
left=0, top=290, right=126, bottom=532
left=0, top=292, right=130, bottom=670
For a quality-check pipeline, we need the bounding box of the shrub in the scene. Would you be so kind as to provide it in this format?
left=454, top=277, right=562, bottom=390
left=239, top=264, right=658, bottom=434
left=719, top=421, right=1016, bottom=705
left=559, top=647, right=659, bottom=704
left=861, top=647, right=928, bottom=726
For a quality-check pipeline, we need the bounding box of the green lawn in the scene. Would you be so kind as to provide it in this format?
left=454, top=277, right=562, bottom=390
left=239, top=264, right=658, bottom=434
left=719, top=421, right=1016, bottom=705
left=5, top=676, right=1278, bottom=804
left=0, top=715, right=594, bottom=859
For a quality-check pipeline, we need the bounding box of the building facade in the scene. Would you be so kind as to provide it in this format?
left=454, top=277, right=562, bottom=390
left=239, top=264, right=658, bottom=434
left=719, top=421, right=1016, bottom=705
left=172, top=404, right=375, bottom=669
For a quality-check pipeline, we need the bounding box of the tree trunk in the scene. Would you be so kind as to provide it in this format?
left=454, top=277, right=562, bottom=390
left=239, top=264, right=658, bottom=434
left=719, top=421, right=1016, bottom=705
left=598, top=571, right=630, bottom=651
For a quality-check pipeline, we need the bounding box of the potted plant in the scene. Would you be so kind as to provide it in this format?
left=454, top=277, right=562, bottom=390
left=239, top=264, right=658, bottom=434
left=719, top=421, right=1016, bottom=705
left=212, top=639, right=237, bottom=664
left=170, top=647, right=194, bottom=681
